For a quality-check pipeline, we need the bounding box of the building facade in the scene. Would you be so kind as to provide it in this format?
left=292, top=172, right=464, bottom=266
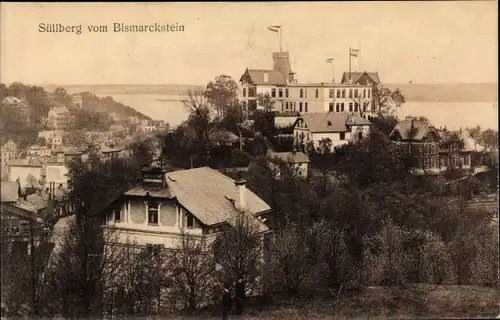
left=389, top=119, right=474, bottom=175
left=293, top=113, right=372, bottom=151
left=1, top=139, right=18, bottom=167
left=238, top=52, right=375, bottom=118
left=2, top=97, right=33, bottom=126
left=7, top=159, right=44, bottom=189
left=26, top=145, right=52, bottom=159
left=102, top=166, right=272, bottom=249
left=48, top=106, right=70, bottom=129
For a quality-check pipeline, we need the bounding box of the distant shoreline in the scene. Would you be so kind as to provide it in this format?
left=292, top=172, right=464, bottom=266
left=37, top=82, right=497, bottom=104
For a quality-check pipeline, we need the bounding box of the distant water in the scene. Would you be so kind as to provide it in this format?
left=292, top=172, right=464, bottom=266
left=100, top=94, right=498, bottom=130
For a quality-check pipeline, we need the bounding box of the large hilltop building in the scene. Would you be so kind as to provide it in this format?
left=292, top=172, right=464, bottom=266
left=238, top=52, right=379, bottom=119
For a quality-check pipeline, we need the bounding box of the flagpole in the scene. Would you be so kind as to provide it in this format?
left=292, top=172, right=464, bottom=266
left=349, top=47, right=351, bottom=83
left=279, top=26, right=283, bottom=52
left=332, top=58, right=335, bottom=83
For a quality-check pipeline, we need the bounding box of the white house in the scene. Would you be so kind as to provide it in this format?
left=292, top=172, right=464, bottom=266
left=102, top=166, right=272, bottom=249
left=26, top=145, right=52, bottom=159
left=293, top=112, right=372, bottom=151
left=7, top=158, right=43, bottom=189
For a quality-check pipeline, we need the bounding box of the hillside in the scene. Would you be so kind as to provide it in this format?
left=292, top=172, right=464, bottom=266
left=41, top=84, right=204, bottom=96
left=386, top=83, right=498, bottom=103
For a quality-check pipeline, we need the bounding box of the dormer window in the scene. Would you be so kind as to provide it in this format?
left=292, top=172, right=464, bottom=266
left=186, top=213, right=195, bottom=228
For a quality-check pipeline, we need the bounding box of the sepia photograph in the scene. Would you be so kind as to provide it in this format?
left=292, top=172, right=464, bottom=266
left=0, top=2, right=498, bottom=319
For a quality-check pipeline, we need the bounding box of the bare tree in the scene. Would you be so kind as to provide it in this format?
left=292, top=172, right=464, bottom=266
left=167, top=230, right=217, bottom=310
left=183, top=89, right=214, bottom=166
left=257, top=92, right=276, bottom=113
left=213, top=211, right=265, bottom=298
left=468, top=126, right=482, bottom=151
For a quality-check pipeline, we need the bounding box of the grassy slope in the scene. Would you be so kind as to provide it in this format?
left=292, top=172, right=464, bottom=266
left=164, top=285, right=499, bottom=320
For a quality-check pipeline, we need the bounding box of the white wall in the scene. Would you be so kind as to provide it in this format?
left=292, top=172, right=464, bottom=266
left=9, top=166, right=42, bottom=188
left=105, top=199, right=204, bottom=249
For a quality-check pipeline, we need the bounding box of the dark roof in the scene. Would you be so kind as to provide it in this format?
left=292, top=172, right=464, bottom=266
left=341, top=71, right=381, bottom=84
left=1, top=203, right=37, bottom=221
left=209, top=130, right=239, bottom=142
left=296, top=113, right=371, bottom=133
left=1, top=182, right=19, bottom=202
left=269, top=151, right=310, bottom=163
left=240, top=69, right=287, bottom=86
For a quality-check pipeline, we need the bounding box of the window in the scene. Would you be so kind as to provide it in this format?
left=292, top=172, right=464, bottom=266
left=329, top=103, right=334, bottom=112
left=113, top=209, right=121, bottom=222
left=186, top=213, right=195, bottom=228
left=279, top=89, right=283, bottom=98
left=340, top=132, right=346, bottom=140
left=329, top=89, right=334, bottom=98
left=285, top=102, right=289, bottom=110
left=336, top=89, right=341, bottom=98
left=349, top=103, right=353, bottom=112
left=354, top=89, right=359, bottom=98
left=300, top=89, right=304, bottom=98
left=342, top=89, right=346, bottom=98
left=248, top=88, right=254, bottom=97
left=341, top=103, right=345, bottom=112
left=285, top=89, right=289, bottom=98
left=315, top=89, right=319, bottom=98
left=349, top=89, right=353, bottom=98
left=368, top=90, right=371, bottom=98
left=358, top=132, right=363, bottom=140
left=299, top=102, right=303, bottom=112
left=243, top=88, right=246, bottom=97
left=304, top=102, right=308, bottom=112
left=336, top=103, right=340, bottom=112
left=363, top=89, right=366, bottom=98
left=354, top=103, right=359, bottom=112
left=271, top=89, right=276, bottom=98
left=147, top=202, right=159, bottom=225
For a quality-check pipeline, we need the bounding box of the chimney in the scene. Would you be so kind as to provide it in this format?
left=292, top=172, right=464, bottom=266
left=272, top=52, right=292, bottom=83
left=411, top=119, right=417, bottom=129
left=234, top=179, right=247, bottom=211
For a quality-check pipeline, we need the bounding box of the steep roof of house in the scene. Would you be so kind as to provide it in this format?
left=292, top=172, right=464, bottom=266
left=1, top=182, right=19, bottom=202
left=240, top=69, right=287, bottom=86
left=341, top=71, right=381, bottom=84
left=166, top=167, right=271, bottom=226
left=209, top=129, right=240, bottom=142
left=390, top=120, right=438, bottom=141
left=269, top=151, right=310, bottom=163
left=297, top=113, right=371, bottom=133
left=7, top=158, right=43, bottom=167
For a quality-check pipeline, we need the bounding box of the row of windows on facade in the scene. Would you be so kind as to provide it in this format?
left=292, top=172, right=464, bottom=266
left=1, top=218, right=31, bottom=237
left=295, top=130, right=363, bottom=141
left=242, top=87, right=372, bottom=99
left=112, top=202, right=198, bottom=229
left=328, top=102, right=373, bottom=113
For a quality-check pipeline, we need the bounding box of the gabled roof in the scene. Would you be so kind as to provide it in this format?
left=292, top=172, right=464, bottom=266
left=341, top=71, right=381, bottom=84
left=209, top=129, right=239, bottom=142
left=295, top=113, right=371, bottom=133
left=269, top=151, right=310, bottom=163
left=166, top=167, right=271, bottom=226
left=1, top=182, right=20, bottom=202
left=390, top=120, right=438, bottom=141
left=240, top=69, right=287, bottom=86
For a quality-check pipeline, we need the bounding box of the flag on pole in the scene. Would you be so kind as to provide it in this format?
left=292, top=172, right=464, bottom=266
left=268, top=25, right=281, bottom=32
left=325, top=58, right=334, bottom=63
left=350, top=48, right=360, bottom=57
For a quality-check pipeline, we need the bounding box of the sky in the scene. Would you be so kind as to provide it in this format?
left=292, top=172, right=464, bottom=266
left=1, top=2, right=497, bottom=86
